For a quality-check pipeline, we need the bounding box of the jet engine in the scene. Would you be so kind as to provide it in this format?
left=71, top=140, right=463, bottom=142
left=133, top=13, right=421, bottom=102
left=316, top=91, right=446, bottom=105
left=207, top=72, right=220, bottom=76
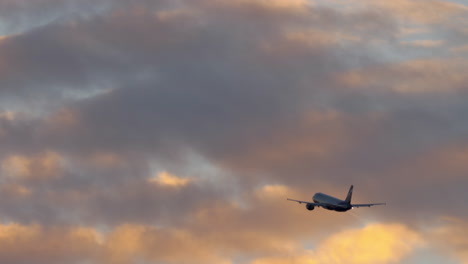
left=306, top=203, right=315, bottom=211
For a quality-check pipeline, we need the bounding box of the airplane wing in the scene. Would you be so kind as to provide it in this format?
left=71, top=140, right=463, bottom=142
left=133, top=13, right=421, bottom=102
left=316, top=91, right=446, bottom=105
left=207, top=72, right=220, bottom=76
left=351, top=203, right=386, bottom=208
left=286, top=198, right=323, bottom=207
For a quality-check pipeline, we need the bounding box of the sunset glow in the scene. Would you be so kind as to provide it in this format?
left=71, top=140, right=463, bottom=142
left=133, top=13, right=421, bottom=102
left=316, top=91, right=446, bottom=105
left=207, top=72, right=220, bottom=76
left=0, top=0, right=467, bottom=263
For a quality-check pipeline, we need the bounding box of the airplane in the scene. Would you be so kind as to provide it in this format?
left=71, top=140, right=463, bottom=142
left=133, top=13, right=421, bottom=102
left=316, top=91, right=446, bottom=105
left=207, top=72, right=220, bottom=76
left=287, top=185, right=385, bottom=212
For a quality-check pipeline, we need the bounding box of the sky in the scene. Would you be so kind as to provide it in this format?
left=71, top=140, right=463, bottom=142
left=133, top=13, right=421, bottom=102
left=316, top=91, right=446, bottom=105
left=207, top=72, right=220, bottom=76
left=0, top=0, right=467, bottom=263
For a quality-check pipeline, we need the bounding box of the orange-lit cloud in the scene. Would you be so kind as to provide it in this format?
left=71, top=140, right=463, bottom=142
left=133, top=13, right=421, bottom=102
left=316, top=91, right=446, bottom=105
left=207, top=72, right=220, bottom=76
left=0, top=111, right=15, bottom=121
left=0, top=0, right=466, bottom=263
left=0, top=223, right=100, bottom=264
left=400, top=39, right=445, bottom=48
left=103, top=224, right=231, bottom=264
left=338, top=58, right=468, bottom=94
left=260, top=28, right=361, bottom=58
left=0, top=183, right=32, bottom=197
left=148, top=171, right=193, bottom=188
left=252, top=223, right=424, bottom=264
left=212, top=0, right=309, bottom=11
left=1, top=151, right=63, bottom=180
left=0, top=111, right=15, bottom=138
left=313, top=223, right=424, bottom=263
left=429, top=217, right=468, bottom=263
left=363, top=0, right=468, bottom=24
left=0, top=219, right=463, bottom=264
left=0, top=223, right=230, bottom=264
left=255, top=184, right=291, bottom=199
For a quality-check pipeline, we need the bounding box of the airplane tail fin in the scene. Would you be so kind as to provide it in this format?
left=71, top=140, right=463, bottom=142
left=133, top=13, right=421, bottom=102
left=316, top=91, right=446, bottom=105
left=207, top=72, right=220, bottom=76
left=345, top=185, right=353, bottom=204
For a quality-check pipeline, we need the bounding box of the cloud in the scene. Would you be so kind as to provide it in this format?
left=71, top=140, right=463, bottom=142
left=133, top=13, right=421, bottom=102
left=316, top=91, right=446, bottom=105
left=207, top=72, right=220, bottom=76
left=252, top=223, right=424, bottom=264
left=0, top=0, right=398, bottom=108
left=216, top=111, right=353, bottom=176
left=255, top=184, right=291, bottom=199
left=102, top=224, right=230, bottom=264
left=0, top=111, right=15, bottom=121
left=397, top=142, right=468, bottom=181
left=429, top=217, right=468, bottom=263
left=400, top=39, right=445, bottom=48
left=451, top=44, right=468, bottom=54
left=0, top=0, right=467, bottom=263
left=314, top=223, right=424, bottom=263
left=1, top=151, right=63, bottom=180
left=0, top=222, right=229, bottom=264
left=148, top=171, right=193, bottom=188
left=0, top=219, right=461, bottom=264
left=338, top=58, right=468, bottom=94
left=362, top=0, right=468, bottom=24
left=0, top=223, right=100, bottom=264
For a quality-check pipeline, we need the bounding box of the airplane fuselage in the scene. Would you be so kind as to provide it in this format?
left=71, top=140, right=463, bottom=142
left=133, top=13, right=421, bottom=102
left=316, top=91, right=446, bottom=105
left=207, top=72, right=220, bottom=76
left=287, top=185, right=385, bottom=212
left=312, top=192, right=352, bottom=212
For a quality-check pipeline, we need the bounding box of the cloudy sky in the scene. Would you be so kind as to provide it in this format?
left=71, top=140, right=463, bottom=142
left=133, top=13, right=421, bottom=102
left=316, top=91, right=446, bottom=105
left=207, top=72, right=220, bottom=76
left=0, top=0, right=467, bottom=263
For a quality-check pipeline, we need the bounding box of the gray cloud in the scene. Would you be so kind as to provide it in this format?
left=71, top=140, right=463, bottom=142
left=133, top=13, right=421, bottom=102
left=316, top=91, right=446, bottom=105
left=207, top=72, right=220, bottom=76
left=0, top=1, right=467, bottom=263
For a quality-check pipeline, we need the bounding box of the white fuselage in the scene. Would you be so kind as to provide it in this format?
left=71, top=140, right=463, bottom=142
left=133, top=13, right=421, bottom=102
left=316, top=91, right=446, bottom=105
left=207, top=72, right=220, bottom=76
left=287, top=185, right=385, bottom=212
left=313, top=192, right=352, bottom=212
